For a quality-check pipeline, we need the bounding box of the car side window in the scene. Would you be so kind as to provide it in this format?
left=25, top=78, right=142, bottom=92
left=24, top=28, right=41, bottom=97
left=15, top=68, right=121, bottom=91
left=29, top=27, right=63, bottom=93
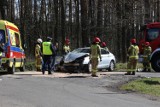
left=101, top=49, right=109, bottom=54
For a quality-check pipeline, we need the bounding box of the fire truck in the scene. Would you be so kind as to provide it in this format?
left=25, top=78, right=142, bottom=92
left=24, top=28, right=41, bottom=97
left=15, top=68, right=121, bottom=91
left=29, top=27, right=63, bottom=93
left=138, top=22, right=160, bottom=72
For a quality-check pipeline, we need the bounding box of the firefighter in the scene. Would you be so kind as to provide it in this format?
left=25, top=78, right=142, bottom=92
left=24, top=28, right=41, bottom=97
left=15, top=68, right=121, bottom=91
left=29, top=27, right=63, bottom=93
left=101, top=42, right=109, bottom=51
left=59, top=39, right=71, bottom=67
left=126, top=38, right=139, bottom=75
left=142, top=42, right=152, bottom=72
left=42, top=37, right=55, bottom=75
left=63, top=39, right=71, bottom=55
left=35, top=38, right=43, bottom=71
left=51, top=40, right=59, bottom=72
left=90, top=37, right=102, bottom=77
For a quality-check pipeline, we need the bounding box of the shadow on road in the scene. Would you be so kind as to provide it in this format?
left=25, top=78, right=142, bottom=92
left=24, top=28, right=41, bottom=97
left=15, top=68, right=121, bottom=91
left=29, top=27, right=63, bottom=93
left=60, top=76, right=89, bottom=78
left=0, top=72, right=9, bottom=75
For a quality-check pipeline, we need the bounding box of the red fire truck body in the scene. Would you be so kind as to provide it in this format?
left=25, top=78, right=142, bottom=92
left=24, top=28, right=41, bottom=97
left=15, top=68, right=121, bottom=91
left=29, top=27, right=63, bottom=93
left=139, top=22, right=160, bottom=72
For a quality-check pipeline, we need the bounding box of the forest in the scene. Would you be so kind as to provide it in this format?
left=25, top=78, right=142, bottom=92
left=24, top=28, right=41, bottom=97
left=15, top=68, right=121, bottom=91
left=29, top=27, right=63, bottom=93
left=0, top=0, right=159, bottom=62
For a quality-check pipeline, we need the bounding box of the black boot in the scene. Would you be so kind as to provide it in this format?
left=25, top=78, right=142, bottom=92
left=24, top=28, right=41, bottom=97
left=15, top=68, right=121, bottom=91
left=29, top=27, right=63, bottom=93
left=125, top=72, right=131, bottom=75
left=141, top=68, right=146, bottom=72
left=131, top=71, right=135, bottom=75
left=48, top=71, right=52, bottom=75
left=148, top=69, right=151, bottom=72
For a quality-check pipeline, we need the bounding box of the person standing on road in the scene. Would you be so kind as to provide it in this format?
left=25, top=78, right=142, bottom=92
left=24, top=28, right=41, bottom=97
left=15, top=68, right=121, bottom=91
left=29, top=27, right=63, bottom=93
left=126, top=38, right=139, bottom=75
left=90, top=37, right=102, bottom=77
left=142, top=42, right=152, bottom=72
left=59, top=38, right=71, bottom=66
left=35, top=38, right=43, bottom=71
left=63, top=38, right=71, bottom=55
left=42, top=37, right=55, bottom=75
left=51, top=40, right=59, bottom=72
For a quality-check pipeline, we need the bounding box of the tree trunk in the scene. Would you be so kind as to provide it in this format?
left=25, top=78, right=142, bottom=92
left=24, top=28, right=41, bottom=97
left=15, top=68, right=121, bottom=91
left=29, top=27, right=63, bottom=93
left=81, top=0, right=89, bottom=47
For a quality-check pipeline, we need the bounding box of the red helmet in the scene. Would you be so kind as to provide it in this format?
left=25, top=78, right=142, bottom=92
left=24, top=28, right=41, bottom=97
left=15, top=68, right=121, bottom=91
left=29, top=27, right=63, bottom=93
left=145, top=42, right=150, bottom=46
left=94, top=37, right=101, bottom=43
left=130, top=39, right=136, bottom=44
left=101, top=42, right=106, bottom=47
left=65, top=39, right=70, bottom=45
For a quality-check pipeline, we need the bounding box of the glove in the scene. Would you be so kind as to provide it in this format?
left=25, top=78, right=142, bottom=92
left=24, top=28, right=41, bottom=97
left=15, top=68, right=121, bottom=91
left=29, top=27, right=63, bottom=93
left=100, top=58, right=102, bottom=62
left=89, top=59, right=92, bottom=63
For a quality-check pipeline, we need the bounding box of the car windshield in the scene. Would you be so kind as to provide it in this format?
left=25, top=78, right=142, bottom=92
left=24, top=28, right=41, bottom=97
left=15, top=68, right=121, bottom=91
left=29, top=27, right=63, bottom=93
left=72, top=48, right=90, bottom=53
left=146, top=28, right=159, bottom=41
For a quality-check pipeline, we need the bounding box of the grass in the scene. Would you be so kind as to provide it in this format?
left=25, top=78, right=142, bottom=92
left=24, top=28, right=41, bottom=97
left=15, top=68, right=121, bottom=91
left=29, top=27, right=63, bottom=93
left=120, top=78, right=160, bottom=97
left=115, top=63, right=143, bottom=71
left=25, top=61, right=35, bottom=71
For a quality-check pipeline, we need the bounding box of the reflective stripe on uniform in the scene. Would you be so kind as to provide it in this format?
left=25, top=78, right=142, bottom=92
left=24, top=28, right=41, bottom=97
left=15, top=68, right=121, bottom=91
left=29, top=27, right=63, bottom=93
left=129, top=56, right=138, bottom=59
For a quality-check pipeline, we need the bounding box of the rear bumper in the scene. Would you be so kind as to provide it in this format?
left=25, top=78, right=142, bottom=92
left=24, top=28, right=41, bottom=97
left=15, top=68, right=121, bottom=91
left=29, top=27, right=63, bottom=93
left=1, top=58, right=25, bottom=68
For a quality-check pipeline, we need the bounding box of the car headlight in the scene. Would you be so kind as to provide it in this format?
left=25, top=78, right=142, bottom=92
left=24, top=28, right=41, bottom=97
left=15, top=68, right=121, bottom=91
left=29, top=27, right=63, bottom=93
left=82, top=57, right=90, bottom=64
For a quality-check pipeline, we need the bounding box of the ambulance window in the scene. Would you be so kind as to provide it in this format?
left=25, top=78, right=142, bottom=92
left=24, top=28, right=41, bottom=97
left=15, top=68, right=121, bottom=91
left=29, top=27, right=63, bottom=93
left=0, top=30, right=5, bottom=43
left=10, top=31, right=16, bottom=46
left=15, top=33, right=20, bottom=47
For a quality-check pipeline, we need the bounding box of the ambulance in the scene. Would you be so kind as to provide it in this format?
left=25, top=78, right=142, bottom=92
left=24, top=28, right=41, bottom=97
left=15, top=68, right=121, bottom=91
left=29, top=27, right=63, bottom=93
left=0, top=20, right=26, bottom=74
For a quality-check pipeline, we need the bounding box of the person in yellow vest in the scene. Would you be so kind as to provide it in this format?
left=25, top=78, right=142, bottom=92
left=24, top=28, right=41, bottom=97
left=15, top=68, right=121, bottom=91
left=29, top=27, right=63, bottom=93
left=142, top=42, right=152, bottom=72
left=35, top=38, right=43, bottom=71
left=90, top=37, right=102, bottom=77
left=42, top=37, right=55, bottom=75
left=63, top=39, right=71, bottom=55
left=126, top=38, right=139, bottom=75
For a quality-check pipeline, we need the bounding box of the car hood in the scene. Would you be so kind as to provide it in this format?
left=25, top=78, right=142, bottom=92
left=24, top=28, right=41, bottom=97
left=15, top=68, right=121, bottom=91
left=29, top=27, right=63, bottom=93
left=64, top=52, right=89, bottom=63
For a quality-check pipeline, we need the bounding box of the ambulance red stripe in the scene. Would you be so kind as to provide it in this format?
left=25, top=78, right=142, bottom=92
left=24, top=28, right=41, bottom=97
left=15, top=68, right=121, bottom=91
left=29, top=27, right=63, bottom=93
left=6, top=25, right=19, bottom=32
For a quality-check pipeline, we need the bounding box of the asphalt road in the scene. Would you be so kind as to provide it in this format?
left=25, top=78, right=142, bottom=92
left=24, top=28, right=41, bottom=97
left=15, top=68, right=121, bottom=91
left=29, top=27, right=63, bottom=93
left=0, top=71, right=160, bottom=107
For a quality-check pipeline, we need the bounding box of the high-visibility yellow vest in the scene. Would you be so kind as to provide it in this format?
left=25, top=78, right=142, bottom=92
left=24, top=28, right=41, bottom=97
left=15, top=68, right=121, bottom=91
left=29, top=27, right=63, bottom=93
left=42, top=42, right=52, bottom=55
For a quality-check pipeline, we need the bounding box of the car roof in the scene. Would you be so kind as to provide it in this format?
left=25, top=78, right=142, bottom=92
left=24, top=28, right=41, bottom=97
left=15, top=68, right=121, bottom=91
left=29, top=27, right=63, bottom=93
left=77, top=47, right=90, bottom=49
left=76, top=47, right=105, bottom=50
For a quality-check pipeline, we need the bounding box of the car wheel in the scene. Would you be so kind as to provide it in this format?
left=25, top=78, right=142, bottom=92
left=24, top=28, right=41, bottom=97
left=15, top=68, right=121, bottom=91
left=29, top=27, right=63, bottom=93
left=19, top=61, right=25, bottom=72
left=84, top=63, right=91, bottom=73
left=108, top=61, right=115, bottom=71
left=8, top=63, right=15, bottom=74
left=151, top=53, right=160, bottom=72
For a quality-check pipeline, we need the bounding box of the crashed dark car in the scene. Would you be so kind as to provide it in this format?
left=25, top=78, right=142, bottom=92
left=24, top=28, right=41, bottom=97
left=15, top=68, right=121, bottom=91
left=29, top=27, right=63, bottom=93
left=60, top=47, right=116, bottom=73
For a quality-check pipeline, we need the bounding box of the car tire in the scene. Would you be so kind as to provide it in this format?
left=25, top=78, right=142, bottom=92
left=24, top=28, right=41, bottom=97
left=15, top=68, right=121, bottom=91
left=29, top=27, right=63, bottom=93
left=84, top=63, right=91, bottom=73
left=19, top=61, right=25, bottom=72
left=8, top=63, right=15, bottom=74
left=108, top=61, right=115, bottom=71
left=151, top=53, right=160, bottom=72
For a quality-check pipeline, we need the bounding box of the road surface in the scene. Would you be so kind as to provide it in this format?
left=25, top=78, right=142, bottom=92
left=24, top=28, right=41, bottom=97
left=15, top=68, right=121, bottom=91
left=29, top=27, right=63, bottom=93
left=0, top=71, right=160, bottom=107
